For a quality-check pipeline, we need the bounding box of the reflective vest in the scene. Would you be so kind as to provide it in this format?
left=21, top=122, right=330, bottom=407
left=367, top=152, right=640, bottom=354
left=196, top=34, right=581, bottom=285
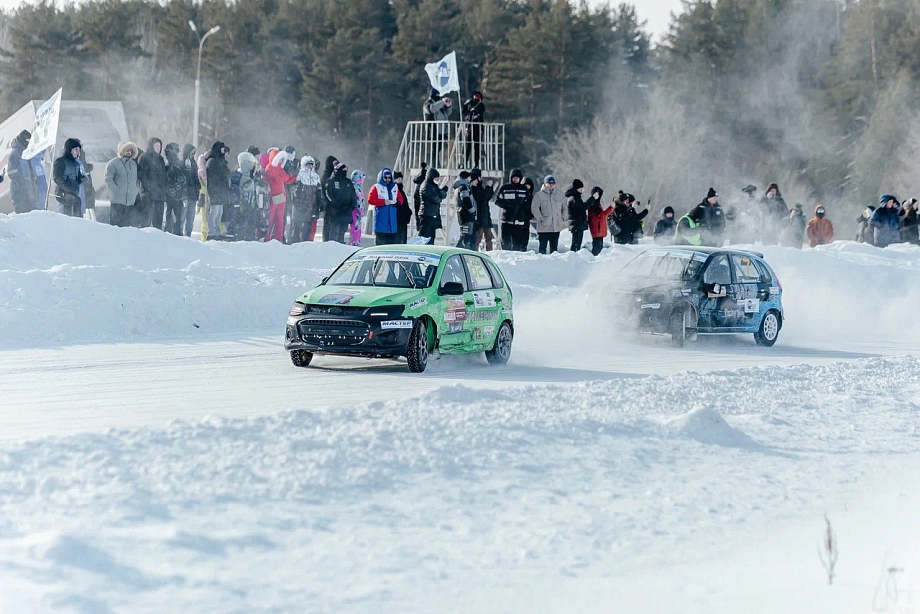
left=675, top=214, right=702, bottom=246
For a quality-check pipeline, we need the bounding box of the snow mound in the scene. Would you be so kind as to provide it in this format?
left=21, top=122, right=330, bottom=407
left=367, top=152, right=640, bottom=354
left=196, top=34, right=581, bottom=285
left=664, top=406, right=761, bottom=449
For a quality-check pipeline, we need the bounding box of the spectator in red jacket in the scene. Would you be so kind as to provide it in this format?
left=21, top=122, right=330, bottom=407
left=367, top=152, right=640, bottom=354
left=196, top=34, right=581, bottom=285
left=806, top=204, right=834, bottom=247
left=586, top=187, right=611, bottom=256
left=263, top=149, right=297, bottom=242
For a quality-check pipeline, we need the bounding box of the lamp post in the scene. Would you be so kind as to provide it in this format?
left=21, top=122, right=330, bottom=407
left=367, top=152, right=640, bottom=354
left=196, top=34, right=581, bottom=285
left=189, top=20, right=221, bottom=155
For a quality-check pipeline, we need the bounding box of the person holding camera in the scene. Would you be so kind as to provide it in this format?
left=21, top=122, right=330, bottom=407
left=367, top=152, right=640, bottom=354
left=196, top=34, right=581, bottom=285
left=53, top=138, right=86, bottom=217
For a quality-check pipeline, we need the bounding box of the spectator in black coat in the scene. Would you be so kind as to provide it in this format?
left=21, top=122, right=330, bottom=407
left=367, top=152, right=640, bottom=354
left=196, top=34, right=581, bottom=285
left=454, top=171, right=477, bottom=250
left=181, top=144, right=200, bottom=236
left=653, top=206, right=677, bottom=244
left=8, top=130, right=37, bottom=213
left=470, top=167, right=495, bottom=251
left=565, top=179, right=588, bottom=251
left=137, top=138, right=168, bottom=229
left=394, top=171, right=411, bottom=243
left=419, top=168, right=447, bottom=245
left=495, top=169, right=529, bottom=251
left=205, top=141, right=232, bottom=241
left=163, top=143, right=187, bottom=236
left=901, top=198, right=919, bottom=245
left=691, top=188, right=725, bottom=246
left=323, top=162, right=357, bottom=244
left=52, top=138, right=85, bottom=217
left=612, top=193, right=649, bottom=244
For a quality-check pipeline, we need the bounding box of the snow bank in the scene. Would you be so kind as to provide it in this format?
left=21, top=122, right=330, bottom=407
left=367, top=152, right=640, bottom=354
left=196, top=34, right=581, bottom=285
left=0, top=356, right=918, bottom=611
left=0, top=213, right=603, bottom=348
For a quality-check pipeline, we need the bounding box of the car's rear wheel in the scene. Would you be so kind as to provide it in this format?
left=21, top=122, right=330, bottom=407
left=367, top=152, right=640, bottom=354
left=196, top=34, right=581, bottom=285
left=485, top=321, right=513, bottom=366
left=407, top=319, right=429, bottom=373
left=755, top=310, right=781, bottom=347
left=290, top=349, right=313, bottom=368
left=670, top=307, right=688, bottom=348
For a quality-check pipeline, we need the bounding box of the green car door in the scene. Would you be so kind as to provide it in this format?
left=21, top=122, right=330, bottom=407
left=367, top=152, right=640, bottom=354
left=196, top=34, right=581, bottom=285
left=436, top=254, right=473, bottom=349
left=461, top=254, right=505, bottom=349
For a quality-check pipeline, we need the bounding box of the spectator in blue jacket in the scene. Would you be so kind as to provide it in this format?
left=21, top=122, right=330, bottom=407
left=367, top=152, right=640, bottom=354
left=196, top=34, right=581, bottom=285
left=871, top=194, right=902, bottom=248
left=367, top=168, right=405, bottom=245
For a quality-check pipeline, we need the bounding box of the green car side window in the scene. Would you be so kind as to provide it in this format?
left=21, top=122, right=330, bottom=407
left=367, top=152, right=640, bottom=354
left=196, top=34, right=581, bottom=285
left=440, top=255, right=469, bottom=291
left=483, top=260, right=504, bottom=289
left=463, top=255, right=493, bottom=290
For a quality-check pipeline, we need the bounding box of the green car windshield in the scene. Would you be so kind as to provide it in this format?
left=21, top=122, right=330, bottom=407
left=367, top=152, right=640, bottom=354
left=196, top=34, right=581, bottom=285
left=326, top=252, right=440, bottom=289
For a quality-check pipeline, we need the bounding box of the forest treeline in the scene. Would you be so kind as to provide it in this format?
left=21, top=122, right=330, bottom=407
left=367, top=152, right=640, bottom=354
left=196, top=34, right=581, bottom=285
left=0, top=0, right=916, bottom=212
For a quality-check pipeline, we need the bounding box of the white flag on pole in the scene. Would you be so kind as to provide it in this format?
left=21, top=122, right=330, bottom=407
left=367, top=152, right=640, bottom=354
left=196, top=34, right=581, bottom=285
left=425, top=51, right=460, bottom=96
left=23, top=88, right=63, bottom=160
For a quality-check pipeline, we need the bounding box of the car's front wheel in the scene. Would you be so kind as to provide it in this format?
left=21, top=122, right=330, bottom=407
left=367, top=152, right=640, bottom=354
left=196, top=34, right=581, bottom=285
left=485, top=321, right=513, bottom=366
left=290, top=349, right=313, bottom=368
left=407, top=319, right=429, bottom=373
left=755, top=310, right=781, bottom=347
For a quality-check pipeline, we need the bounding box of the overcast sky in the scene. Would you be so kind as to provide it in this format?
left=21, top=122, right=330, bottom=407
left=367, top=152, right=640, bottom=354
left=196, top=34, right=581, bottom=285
left=0, top=0, right=684, bottom=40
left=632, top=0, right=684, bottom=40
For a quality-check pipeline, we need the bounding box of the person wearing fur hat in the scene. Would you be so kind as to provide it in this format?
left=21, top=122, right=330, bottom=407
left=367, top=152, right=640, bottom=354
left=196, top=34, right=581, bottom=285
left=288, top=155, right=322, bottom=243
left=52, top=138, right=86, bottom=217
left=586, top=187, right=611, bottom=256
left=566, top=179, right=588, bottom=252
left=231, top=151, right=259, bottom=241
left=205, top=141, right=232, bottom=240
left=105, top=142, right=139, bottom=227
left=263, top=148, right=298, bottom=242
left=653, top=206, right=677, bottom=244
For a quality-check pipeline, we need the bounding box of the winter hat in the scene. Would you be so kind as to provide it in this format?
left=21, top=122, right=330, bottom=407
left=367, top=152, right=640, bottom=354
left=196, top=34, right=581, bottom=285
left=470, top=167, right=482, bottom=180
left=591, top=186, right=604, bottom=199
left=429, top=88, right=440, bottom=99
left=510, top=168, right=523, bottom=180
left=285, top=145, right=296, bottom=155
left=880, top=194, right=896, bottom=206
left=905, top=197, right=918, bottom=207
left=626, top=193, right=636, bottom=204
left=301, top=155, right=315, bottom=166
left=63, top=138, right=82, bottom=157
left=523, top=177, right=535, bottom=191
left=663, top=206, right=675, bottom=216
left=334, top=161, right=348, bottom=174
left=247, top=145, right=260, bottom=156
left=767, top=182, right=779, bottom=193
left=459, top=170, right=471, bottom=179
left=17, top=129, right=31, bottom=143
left=742, top=184, right=757, bottom=195
left=393, top=171, right=404, bottom=180
left=544, top=175, right=556, bottom=185
left=238, top=151, right=255, bottom=176
left=572, top=179, right=584, bottom=190
left=427, top=168, right=440, bottom=180
left=706, top=187, right=718, bottom=199
left=473, top=91, right=483, bottom=100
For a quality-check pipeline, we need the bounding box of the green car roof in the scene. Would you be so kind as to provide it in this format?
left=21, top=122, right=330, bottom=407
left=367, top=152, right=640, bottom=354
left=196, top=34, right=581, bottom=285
left=354, top=245, right=494, bottom=259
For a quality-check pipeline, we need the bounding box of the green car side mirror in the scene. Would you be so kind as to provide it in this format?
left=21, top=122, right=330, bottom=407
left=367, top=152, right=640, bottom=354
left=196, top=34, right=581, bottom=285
left=438, top=282, right=465, bottom=296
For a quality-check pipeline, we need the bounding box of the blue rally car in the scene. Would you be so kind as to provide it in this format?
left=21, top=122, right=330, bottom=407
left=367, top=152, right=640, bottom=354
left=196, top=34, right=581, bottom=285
left=617, top=247, right=784, bottom=347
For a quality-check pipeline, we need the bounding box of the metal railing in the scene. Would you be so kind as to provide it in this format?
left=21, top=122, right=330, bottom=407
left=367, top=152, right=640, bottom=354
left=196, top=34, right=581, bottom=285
left=394, top=121, right=505, bottom=179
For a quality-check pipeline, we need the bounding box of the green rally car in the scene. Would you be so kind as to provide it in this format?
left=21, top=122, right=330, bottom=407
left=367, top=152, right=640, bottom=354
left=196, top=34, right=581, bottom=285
left=285, top=245, right=514, bottom=373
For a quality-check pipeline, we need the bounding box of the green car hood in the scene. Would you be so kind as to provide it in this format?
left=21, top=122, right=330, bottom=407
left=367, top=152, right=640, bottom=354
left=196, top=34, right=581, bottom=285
left=297, top=285, right=426, bottom=308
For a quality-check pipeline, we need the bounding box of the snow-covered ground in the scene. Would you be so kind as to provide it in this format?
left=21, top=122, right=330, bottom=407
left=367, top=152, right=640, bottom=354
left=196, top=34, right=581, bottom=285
left=1, top=211, right=920, bottom=612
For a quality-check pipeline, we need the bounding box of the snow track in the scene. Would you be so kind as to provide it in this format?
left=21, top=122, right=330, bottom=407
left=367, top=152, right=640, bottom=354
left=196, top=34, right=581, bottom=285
left=2, top=212, right=920, bottom=611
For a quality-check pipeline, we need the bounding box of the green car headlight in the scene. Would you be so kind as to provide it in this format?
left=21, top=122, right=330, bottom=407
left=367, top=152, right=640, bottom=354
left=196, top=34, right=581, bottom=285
left=290, top=302, right=307, bottom=316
